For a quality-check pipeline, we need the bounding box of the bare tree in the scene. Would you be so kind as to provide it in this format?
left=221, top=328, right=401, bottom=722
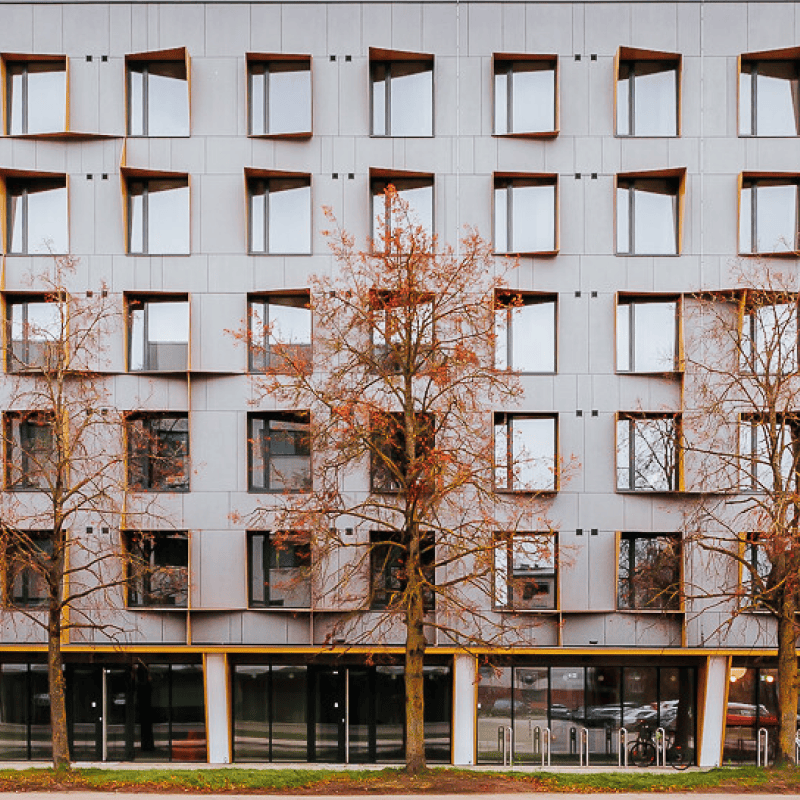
left=0, top=256, right=134, bottom=770
left=244, top=189, right=562, bottom=772
left=681, top=263, right=800, bottom=764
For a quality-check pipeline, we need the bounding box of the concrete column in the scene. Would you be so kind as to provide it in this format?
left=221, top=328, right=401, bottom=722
left=204, top=653, right=231, bottom=764
left=698, top=655, right=728, bottom=767
left=452, top=653, right=477, bottom=765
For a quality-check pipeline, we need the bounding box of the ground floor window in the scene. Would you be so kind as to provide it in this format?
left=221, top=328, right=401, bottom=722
left=232, top=660, right=451, bottom=763
left=476, top=661, right=696, bottom=765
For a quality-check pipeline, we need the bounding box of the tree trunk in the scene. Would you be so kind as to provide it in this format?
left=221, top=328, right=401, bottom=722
left=775, top=594, right=798, bottom=766
left=404, top=558, right=427, bottom=774
left=48, top=606, right=70, bottom=770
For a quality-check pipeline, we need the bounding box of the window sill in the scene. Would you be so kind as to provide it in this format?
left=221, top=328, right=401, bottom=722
left=128, top=368, right=189, bottom=374
left=493, top=130, right=559, bottom=139
left=616, top=369, right=682, bottom=376
left=369, top=133, right=434, bottom=139
left=126, top=252, right=191, bottom=257
left=495, top=487, right=558, bottom=495
left=615, top=252, right=681, bottom=258
left=495, top=606, right=558, bottom=614
left=248, top=251, right=313, bottom=257
left=616, top=488, right=681, bottom=495
left=247, top=605, right=312, bottom=611
left=739, top=134, right=800, bottom=139
left=125, top=134, right=191, bottom=139
left=738, top=250, right=799, bottom=259
left=128, top=487, right=190, bottom=494
left=4, top=131, right=119, bottom=141
left=494, top=250, right=559, bottom=258
left=248, top=131, right=312, bottom=140
left=616, top=607, right=684, bottom=614
left=615, top=133, right=680, bottom=139
left=5, top=252, right=70, bottom=258
left=126, top=605, right=188, bottom=611
left=248, top=488, right=311, bottom=494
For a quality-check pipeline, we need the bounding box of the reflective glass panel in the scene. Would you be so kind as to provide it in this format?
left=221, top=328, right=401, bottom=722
left=390, top=63, right=432, bottom=137
left=633, top=185, right=677, bottom=254
left=268, top=182, right=311, bottom=254
left=147, top=183, right=190, bottom=254
left=233, top=665, right=270, bottom=761
left=271, top=666, right=307, bottom=761
left=617, top=300, right=677, bottom=372
left=476, top=664, right=511, bottom=763
left=268, top=64, right=311, bottom=135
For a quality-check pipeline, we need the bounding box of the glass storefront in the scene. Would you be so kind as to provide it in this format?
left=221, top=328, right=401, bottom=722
left=477, top=662, right=696, bottom=765
left=232, top=660, right=451, bottom=763
left=723, top=665, right=780, bottom=764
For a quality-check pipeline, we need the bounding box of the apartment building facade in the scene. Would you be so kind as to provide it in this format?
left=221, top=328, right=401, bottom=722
left=0, top=0, right=797, bottom=767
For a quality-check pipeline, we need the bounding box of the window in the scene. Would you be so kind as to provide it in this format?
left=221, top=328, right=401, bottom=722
left=743, top=532, right=772, bottom=601
left=616, top=172, right=683, bottom=255
left=371, top=412, right=435, bottom=493
left=616, top=49, right=680, bottom=137
left=370, top=530, right=434, bottom=610
left=247, top=173, right=311, bottom=254
left=5, top=175, right=68, bottom=254
left=494, top=413, right=557, bottom=492
left=494, top=175, right=557, bottom=254
left=494, top=293, right=556, bottom=373
left=247, top=55, right=311, bottom=136
left=127, top=414, right=189, bottom=492
left=249, top=412, right=311, bottom=492
left=247, top=531, right=311, bottom=608
left=5, top=413, right=54, bottom=490
left=740, top=416, right=797, bottom=492
left=370, top=290, right=435, bottom=374
left=371, top=174, right=434, bottom=245
left=6, top=297, right=63, bottom=372
left=3, top=531, right=52, bottom=608
left=742, top=298, right=798, bottom=373
left=127, top=50, right=190, bottom=137
left=739, top=176, right=799, bottom=254
left=128, top=297, right=189, bottom=372
left=4, top=58, right=66, bottom=135
left=616, top=414, right=680, bottom=492
left=617, top=532, right=680, bottom=610
left=616, top=297, right=679, bottom=372
left=494, top=56, right=557, bottom=136
left=740, top=52, right=800, bottom=137
left=125, top=531, right=188, bottom=608
left=249, top=293, right=311, bottom=373
left=494, top=532, right=557, bottom=610
left=370, top=48, right=433, bottom=137
left=125, top=175, right=190, bottom=255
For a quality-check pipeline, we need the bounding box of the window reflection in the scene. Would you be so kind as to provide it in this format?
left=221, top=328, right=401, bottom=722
left=617, top=60, right=679, bottom=137
left=249, top=412, right=311, bottom=492
left=740, top=60, right=800, bottom=136
left=616, top=298, right=678, bottom=372
left=127, top=60, right=189, bottom=137
left=617, top=415, right=679, bottom=491
left=494, top=414, right=557, bottom=492
left=494, top=177, right=557, bottom=253
left=495, top=293, right=556, bottom=372
left=740, top=179, right=798, bottom=254
left=128, top=298, right=189, bottom=372
left=742, top=301, right=798, bottom=374
left=248, top=177, right=311, bottom=254
left=7, top=299, right=63, bottom=373
left=618, top=532, right=681, bottom=610
left=494, top=59, right=556, bottom=135
left=617, top=177, right=680, bottom=255
left=739, top=416, right=797, bottom=492
left=6, top=61, right=66, bottom=135
left=494, top=532, right=557, bottom=610
left=371, top=60, right=433, bottom=137
left=371, top=178, right=434, bottom=245
left=249, top=60, right=312, bottom=135
left=7, top=178, right=68, bottom=255
left=249, top=294, right=312, bottom=373
left=127, top=178, right=190, bottom=255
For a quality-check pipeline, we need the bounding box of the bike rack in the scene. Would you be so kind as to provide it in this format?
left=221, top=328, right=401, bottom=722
left=533, top=726, right=551, bottom=767
left=618, top=727, right=629, bottom=767
left=655, top=727, right=666, bottom=767
left=498, top=725, right=513, bottom=767
left=795, top=730, right=800, bottom=765
left=579, top=727, right=590, bottom=767
left=757, top=727, right=769, bottom=767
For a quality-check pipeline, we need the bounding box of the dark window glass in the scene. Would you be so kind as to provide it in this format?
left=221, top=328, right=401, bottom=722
left=371, top=412, right=434, bottom=493
left=618, top=532, right=681, bottom=610
left=4, top=531, right=52, bottom=608
left=248, top=531, right=311, bottom=608
left=127, top=414, right=189, bottom=491
left=370, top=531, right=434, bottom=610
left=126, top=532, right=189, bottom=607
left=494, top=532, right=557, bottom=610
left=248, top=412, right=311, bottom=492
left=5, top=413, right=55, bottom=490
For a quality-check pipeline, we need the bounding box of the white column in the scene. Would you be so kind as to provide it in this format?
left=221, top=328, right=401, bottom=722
left=204, top=653, right=231, bottom=764
left=452, top=653, right=477, bottom=765
left=698, top=656, right=728, bottom=767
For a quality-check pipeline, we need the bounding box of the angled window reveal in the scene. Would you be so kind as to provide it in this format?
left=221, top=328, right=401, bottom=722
left=494, top=413, right=557, bottom=492
left=124, top=169, right=190, bottom=255
left=494, top=55, right=557, bottom=137
left=617, top=413, right=680, bottom=492
left=616, top=296, right=680, bottom=373
left=6, top=295, right=64, bottom=373
left=126, top=48, right=190, bottom=137
left=127, top=413, right=190, bottom=492
left=616, top=47, right=681, bottom=137
left=494, top=292, right=556, bottom=373
left=4, top=412, right=55, bottom=491
left=2, top=171, right=68, bottom=255
left=494, top=531, right=557, bottom=610
left=739, top=174, right=799, bottom=255
left=494, top=174, right=558, bottom=255
left=125, top=531, right=188, bottom=608
left=247, top=54, right=311, bottom=137
left=370, top=48, right=433, bottom=137
left=371, top=171, right=434, bottom=245
left=127, top=296, right=189, bottom=372
left=248, top=411, right=311, bottom=493
left=617, top=532, right=681, bottom=610
left=739, top=48, right=800, bottom=137
left=249, top=293, right=312, bottom=373
left=616, top=170, right=685, bottom=256
left=3, top=55, right=67, bottom=136
left=247, top=531, right=311, bottom=608
left=741, top=295, right=798, bottom=374
left=246, top=170, right=311, bottom=255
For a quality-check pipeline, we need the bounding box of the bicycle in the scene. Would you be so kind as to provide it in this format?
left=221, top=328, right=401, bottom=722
left=628, top=726, right=691, bottom=770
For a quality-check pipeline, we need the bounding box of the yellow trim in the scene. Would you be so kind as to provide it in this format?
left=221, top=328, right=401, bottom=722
left=720, top=655, right=733, bottom=766
left=64, top=56, right=70, bottom=132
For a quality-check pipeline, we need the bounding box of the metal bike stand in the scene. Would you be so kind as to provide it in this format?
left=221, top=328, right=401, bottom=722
left=542, top=727, right=551, bottom=767
left=579, top=727, right=590, bottom=767
left=795, top=730, right=800, bottom=765
left=655, top=727, right=666, bottom=767
left=618, top=727, right=629, bottom=767
left=498, top=725, right=513, bottom=767
left=757, top=728, right=769, bottom=767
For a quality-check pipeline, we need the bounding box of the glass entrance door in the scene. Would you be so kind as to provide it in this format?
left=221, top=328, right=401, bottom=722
left=68, top=666, right=103, bottom=761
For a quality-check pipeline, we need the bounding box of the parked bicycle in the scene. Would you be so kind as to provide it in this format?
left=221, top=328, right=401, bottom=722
left=628, top=725, right=691, bottom=770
